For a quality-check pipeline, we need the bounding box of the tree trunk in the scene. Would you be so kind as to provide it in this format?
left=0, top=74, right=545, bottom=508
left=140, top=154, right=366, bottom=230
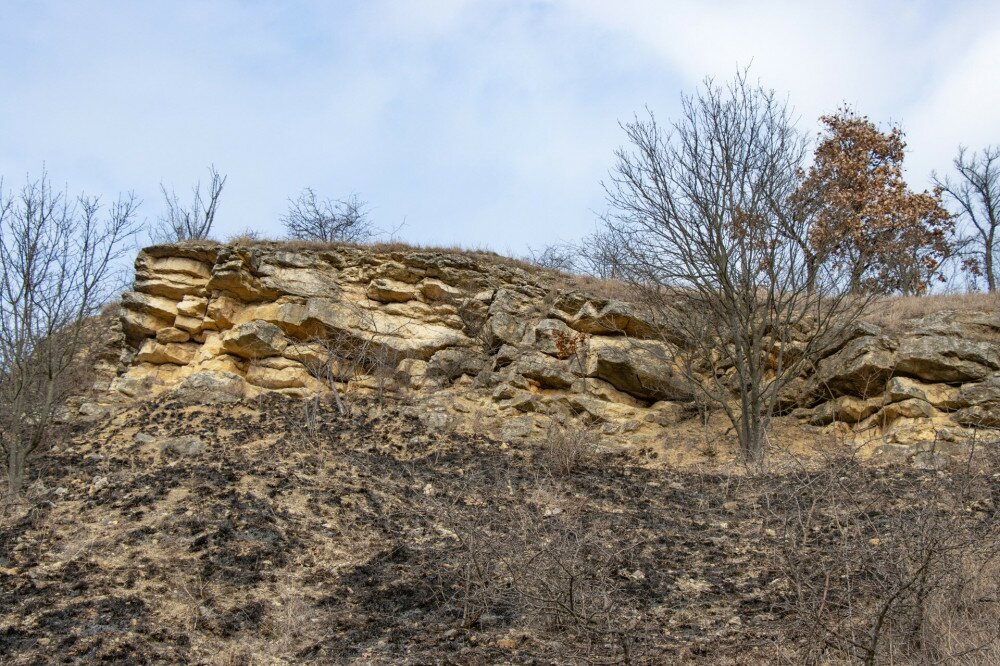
left=986, top=229, right=996, bottom=293
left=6, top=446, right=25, bottom=500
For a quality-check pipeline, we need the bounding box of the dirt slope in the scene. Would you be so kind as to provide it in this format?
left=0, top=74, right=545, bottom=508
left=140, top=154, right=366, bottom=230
left=2, top=394, right=997, bottom=664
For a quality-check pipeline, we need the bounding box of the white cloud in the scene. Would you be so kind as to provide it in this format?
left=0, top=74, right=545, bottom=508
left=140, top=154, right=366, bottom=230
left=1, top=1, right=997, bottom=251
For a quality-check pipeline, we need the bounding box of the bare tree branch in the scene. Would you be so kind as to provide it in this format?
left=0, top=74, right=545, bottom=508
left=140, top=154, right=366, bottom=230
left=0, top=169, right=140, bottom=499
left=155, top=165, right=226, bottom=241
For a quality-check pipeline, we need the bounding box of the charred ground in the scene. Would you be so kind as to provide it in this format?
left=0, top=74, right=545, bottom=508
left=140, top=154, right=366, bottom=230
left=2, top=394, right=998, bottom=664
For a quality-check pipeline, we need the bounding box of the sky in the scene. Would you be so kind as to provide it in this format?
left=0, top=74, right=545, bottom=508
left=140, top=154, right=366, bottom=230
left=1, top=0, right=998, bottom=256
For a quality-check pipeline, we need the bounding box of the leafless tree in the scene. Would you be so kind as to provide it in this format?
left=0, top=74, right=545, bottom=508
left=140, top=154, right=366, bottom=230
left=156, top=164, right=226, bottom=241
left=935, top=146, right=999, bottom=292
left=599, top=72, right=872, bottom=461
left=0, top=170, right=140, bottom=499
left=282, top=188, right=372, bottom=243
left=522, top=242, right=577, bottom=272
left=575, top=229, right=628, bottom=280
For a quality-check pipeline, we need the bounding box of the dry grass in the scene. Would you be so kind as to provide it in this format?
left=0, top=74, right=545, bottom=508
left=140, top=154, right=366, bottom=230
left=867, top=292, right=1000, bottom=331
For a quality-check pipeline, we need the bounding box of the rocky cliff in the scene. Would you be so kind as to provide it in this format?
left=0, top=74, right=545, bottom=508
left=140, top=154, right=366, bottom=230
left=100, top=242, right=1000, bottom=462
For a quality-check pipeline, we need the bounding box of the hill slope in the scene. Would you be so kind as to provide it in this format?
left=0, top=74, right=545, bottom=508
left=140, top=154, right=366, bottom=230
left=3, top=393, right=998, bottom=664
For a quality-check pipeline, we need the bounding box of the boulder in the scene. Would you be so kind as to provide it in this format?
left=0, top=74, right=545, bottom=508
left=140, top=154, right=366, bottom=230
left=507, top=351, right=577, bottom=390
left=875, top=398, right=937, bottom=424
left=481, top=289, right=531, bottom=349
left=807, top=396, right=883, bottom=426
left=246, top=361, right=318, bottom=390
left=570, top=377, right=645, bottom=407
left=811, top=335, right=897, bottom=398
left=583, top=337, right=692, bottom=401
left=171, top=371, right=246, bottom=403
left=496, top=389, right=543, bottom=413
left=885, top=376, right=962, bottom=410
left=157, top=435, right=206, bottom=456
left=121, top=307, right=173, bottom=341
left=952, top=386, right=1000, bottom=427
left=953, top=406, right=1000, bottom=428
left=956, top=376, right=1000, bottom=409
left=133, top=254, right=212, bottom=299
left=302, top=299, right=470, bottom=360
left=569, top=300, right=658, bottom=339
left=204, top=293, right=243, bottom=331
left=483, top=311, right=528, bottom=350
left=366, top=278, right=420, bottom=303
left=545, top=393, right=640, bottom=423
left=906, top=310, right=1000, bottom=341
left=173, top=314, right=204, bottom=334
left=426, top=348, right=488, bottom=381
left=257, top=266, right=343, bottom=298
left=122, top=291, right=178, bottom=322
left=420, top=279, right=463, bottom=302
left=395, top=358, right=429, bottom=388
left=222, top=321, right=289, bottom=359
left=282, top=342, right=330, bottom=369
left=500, top=414, right=548, bottom=441
left=645, top=401, right=691, bottom=426
left=155, top=327, right=190, bottom=344
left=135, top=340, right=197, bottom=365
left=207, top=250, right=278, bottom=302
left=527, top=318, right=585, bottom=359
left=176, top=295, right=209, bottom=318
left=894, top=335, right=999, bottom=383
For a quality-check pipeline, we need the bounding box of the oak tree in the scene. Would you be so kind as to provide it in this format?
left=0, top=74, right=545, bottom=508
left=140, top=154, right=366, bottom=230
left=793, top=109, right=952, bottom=295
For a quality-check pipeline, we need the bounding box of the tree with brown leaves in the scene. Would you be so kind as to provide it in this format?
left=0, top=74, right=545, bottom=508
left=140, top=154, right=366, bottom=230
left=793, top=109, right=952, bottom=295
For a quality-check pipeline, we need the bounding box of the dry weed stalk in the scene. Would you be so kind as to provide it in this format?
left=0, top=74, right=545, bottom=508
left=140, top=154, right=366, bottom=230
left=440, top=480, right=653, bottom=664
left=766, top=446, right=1000, bottom=665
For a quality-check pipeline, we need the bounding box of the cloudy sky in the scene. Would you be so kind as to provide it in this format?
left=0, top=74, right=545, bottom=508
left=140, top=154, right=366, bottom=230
left=2, top=1, right=998, bottom=254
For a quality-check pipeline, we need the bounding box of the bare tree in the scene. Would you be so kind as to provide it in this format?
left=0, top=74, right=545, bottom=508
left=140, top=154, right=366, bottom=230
left=523, top=242, right=577, bottom=272
left=575, top=229, right=628, bottom=280
left=0, top=170, right=140, bottom=499
left=599, top=72, right=871, bottom=461
left=282, top=188, right=372, bottom=243
left=935, top=146, right=999, bottom=292
left=156, top=165, right=226, bottom=241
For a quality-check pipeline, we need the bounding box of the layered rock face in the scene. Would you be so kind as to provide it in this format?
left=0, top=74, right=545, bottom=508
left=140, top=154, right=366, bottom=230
left=111, top=243, right=685, bottom=422
left=107, top=242, right=1000, bottom=458
left=796, top=310, right=1000, bottom=457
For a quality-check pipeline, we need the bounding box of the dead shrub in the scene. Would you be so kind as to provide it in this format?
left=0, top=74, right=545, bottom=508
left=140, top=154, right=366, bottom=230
left=442, top=479, right=653, bottom=663
left=538, top=424, right=596, bottom=477
left=299, top=305, right=402, bottom=414
left=766, top=451, right=1000, bottom=665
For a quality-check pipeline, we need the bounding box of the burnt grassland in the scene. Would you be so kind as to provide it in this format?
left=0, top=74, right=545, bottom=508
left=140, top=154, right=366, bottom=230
left=2, top=394, right=998, bottom=664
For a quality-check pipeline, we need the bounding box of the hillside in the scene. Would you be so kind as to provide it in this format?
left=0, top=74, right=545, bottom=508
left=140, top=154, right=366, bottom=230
left=2, top=242, right=1000, bottom=664
left=4, top=393, right=998, bottom=664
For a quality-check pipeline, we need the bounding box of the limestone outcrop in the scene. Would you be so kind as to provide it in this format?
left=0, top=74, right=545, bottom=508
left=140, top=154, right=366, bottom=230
left=100, top=242, right=999, bottom=460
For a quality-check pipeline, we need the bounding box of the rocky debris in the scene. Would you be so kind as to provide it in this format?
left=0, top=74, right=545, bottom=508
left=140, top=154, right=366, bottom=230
left=134, top=432, right=206, bottom=456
